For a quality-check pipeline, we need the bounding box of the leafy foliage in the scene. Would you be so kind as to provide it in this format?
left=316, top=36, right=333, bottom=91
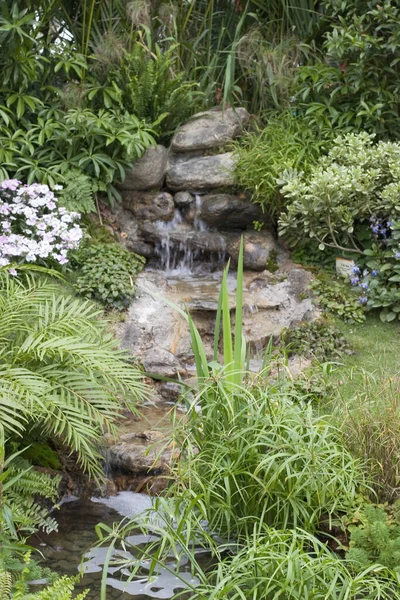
left=58, top=172, right=96, bottom=215
left=279, top=132, right=400, bottom=253
left=354, top=220, right=400, bottom=322
left=310, top=276, right=366, bottom=323
left=113, top=40, right=205, bottom=142
left=281, top=317, right=352, bottom=361
left=15, top=575, right=88, bottom=599
left=295, top=0, right=400, bottom=138
left=234, top=111, right=328, bottom=213
left=0, top=270, right=148, bottom=476
left=346, top=503, right=400, bottom=573
left=73, top=242, right=145, bottom=310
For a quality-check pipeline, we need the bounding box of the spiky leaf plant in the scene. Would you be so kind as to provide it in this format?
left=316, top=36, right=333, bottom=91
left=0, top=270, right=148, bottom=476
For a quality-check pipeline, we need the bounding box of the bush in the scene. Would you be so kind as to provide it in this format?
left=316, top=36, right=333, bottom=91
left=294, top=0, right=400, bottom=138
left=233, top=111, right=328, bottom=214
left=310, top=276, right=366, bottom=323
left=73, top=242, right=145, bottom=310
left=279, top=132, right=400, bottom=253
left=171, top=382, right=363, bottom=537
left=281, top=317, right=352, bottom=361
left=346, top=503, right=400, bottom=573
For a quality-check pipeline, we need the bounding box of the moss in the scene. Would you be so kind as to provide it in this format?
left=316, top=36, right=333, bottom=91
left=24, top=443, right=62, bottom=470
left=266, top=249, right=279, bottom=273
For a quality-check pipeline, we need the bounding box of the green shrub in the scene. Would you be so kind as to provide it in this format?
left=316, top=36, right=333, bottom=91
left=73, top=243, right=145, bottom=310
left=346, top=503, right=400, bottom=573
left=233, top=111, right=328, bottom=214
left=294, top=0, right=400, bottom=138
left=281, top=317, right=352, bottom=361
left=279, top=132, right=400, bottom=253
left=310, top=276, right=366, bottom=323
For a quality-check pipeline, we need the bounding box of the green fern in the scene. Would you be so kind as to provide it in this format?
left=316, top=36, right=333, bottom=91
left=0, top=270, right=149, bottom=477
left=0, top=571, right=12, bottom=600
left=118, top=42, right=204, bottom=141
left=15, top=576, right=88, bottom=600
left=58, top=171, right=96, bottom=215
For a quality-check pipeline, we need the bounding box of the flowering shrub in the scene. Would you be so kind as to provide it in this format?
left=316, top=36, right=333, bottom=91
left=0, top=179, right=83, bottom=269
left=350, top=220, right=400, bottom=322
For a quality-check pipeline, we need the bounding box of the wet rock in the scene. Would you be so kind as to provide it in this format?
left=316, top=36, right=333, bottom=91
left=174, top=191, right=194, bottom=207
left=143, top=348, right=185, bottom=378
left=111, top=205, right=154, bottom=257
left=225, top=231, right=279, bottom=271
left=171, top=107, right=250, bottom=152
left=141, top=221, right=227, bottom=256
left=166, top=152, right=236, bottom=191
left=119, top=273, right=191, bottom=377
left=105, top=430, right=176, bottom=475
left=119, top=145, right=168, bottom=191
left=122, top=191, right=175, bottom=222
left=118, top=267, right=317, bottom=380
left=200, top=193, right=264, bottom=230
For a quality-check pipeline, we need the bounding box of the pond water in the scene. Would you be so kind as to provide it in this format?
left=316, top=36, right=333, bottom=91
left=29, top=492, right=201, bottom=599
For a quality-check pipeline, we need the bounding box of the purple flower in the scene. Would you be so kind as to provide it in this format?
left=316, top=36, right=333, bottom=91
left=8, top=268, right=17, bottom=276
left=352, top=266, right=360, bottom=274
left=350, top=276, right=360, bottom=286
left=359, top=296, right=368, bottom=305
left=361, top=282, right=369, bottom=290
left=395, top=251, right=400, bottom=259
left=371, top=269, right=378, bottom=276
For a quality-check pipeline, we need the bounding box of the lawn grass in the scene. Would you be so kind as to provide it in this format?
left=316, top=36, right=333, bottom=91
left=332, top=313, right=400, bottom=398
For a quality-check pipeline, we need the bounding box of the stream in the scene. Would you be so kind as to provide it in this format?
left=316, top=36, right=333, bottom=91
left=29, top=492, right=201, bottom=599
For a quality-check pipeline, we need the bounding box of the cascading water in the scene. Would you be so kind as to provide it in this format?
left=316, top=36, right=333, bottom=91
left=154, top=194, right=225, bottom=275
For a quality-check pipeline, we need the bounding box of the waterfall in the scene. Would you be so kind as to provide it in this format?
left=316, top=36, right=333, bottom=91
left=154, top=195, right=225, bottom=274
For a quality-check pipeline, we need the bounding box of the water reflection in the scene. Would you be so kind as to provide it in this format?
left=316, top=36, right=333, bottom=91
left=29, top=492, right=199, bottom=599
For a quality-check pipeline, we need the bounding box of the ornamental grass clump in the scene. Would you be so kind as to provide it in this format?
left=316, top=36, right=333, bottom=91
left=0, top=179, right=83, bottom=268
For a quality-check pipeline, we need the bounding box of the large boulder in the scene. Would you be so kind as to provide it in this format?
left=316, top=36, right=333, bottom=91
left=171, top=107, right=250, bottom=152
left=122, top=191, right=175, bottom=222
left=200, top=193, right=264, bottom=230
left=119, top=145, right=168, bottom=191
left=225, top=231, right=279, bottom=271
left=166, top=152, right=236, bottom=191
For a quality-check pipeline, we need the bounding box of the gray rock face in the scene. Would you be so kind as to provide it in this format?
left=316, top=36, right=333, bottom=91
left=225, top=231, right=279, bottom=271
left=106, top=430, right=175, bottom=475
left=166, top=152, right=236, bottom=191
left=171, top=107, right=250, bottom=152
left=200, top=193, right=264, bottom=230
left=118, top=267, right=316, bottom=379
left=119, top=145, right=168, bottom=190
left=122, top=191, right=175, bottom=222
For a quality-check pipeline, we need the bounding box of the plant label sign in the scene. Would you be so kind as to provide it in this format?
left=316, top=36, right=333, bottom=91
left=336, top=257, right=355, bottom=278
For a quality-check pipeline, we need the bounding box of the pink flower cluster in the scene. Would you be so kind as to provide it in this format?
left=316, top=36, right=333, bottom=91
left=0, top=179, right=83, bottom=268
